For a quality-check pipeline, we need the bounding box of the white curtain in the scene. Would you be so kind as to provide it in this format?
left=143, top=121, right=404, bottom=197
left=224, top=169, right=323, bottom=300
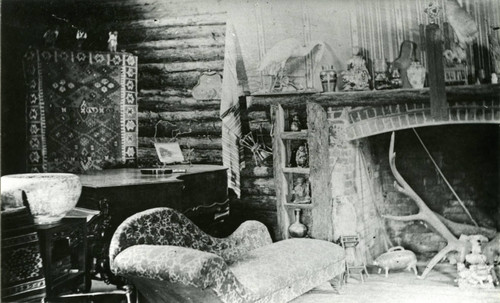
left=220, top=20, right=244, bottom=197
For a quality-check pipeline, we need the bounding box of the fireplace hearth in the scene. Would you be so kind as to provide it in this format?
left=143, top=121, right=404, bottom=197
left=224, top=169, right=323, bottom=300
left=369, top=125, right=499, bottom=258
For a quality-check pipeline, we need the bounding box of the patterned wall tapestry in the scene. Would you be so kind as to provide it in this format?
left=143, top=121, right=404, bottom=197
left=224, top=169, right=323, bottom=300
left=23, top=49, right=138, bottom=173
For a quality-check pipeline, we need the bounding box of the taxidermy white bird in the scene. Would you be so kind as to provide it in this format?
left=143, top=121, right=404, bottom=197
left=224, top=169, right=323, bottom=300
left=445, top=0, right=478, bottom=47
left=257, top=38, right=325, bottom=91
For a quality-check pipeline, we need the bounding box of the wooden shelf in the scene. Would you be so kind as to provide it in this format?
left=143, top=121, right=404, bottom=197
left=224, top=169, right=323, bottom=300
left=284, top=203, right=314, bottom=209
left=282, top=167, right=309, bottom=174
left=252, top=89, right=320, bottom=97
left=250, top=84, right=500, bottom=108
left=280, top=131, right=308, bottom=140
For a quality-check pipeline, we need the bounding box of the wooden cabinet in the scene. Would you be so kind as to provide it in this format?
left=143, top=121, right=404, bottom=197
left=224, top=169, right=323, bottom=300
left=35, top=218, right=88, bottom=298
left=270, top=101, right=333, bottom=241
left=1, top=208, right=45, bottom=302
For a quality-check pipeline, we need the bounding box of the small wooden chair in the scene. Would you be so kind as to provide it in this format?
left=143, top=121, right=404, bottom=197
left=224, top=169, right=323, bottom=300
left=340, top=234, right=369, bottom=283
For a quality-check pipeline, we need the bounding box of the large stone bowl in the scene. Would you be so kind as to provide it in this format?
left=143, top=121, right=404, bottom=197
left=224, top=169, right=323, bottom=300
left=1, top=173, right=82, bottom=225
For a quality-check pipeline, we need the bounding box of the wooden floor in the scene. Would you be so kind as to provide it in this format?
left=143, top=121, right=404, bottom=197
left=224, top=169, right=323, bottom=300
left=51, top=264, right=500, bottom=303
left=291, top=263, right=500, bottom=303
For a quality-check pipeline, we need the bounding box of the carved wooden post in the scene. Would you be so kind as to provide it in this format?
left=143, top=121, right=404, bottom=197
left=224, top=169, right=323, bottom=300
left=426, top=22, right=448, bottom=119
left=307, top=102, right=333, bottom=241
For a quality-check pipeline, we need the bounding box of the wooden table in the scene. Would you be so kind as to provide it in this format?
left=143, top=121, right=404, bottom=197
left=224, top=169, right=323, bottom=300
left=76, top=165, right=228, bottom=285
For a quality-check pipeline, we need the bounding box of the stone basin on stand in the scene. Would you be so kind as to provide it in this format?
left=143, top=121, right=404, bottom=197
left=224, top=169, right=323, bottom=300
left=1, top=173, right=81, bottom=225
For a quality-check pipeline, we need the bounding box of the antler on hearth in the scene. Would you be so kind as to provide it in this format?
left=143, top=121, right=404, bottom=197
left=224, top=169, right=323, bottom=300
left=383, top=132, right=469, bottom=279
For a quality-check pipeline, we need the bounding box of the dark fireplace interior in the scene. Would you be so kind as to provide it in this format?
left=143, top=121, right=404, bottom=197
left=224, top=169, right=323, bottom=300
left=368, top=125, right=499, bottom=258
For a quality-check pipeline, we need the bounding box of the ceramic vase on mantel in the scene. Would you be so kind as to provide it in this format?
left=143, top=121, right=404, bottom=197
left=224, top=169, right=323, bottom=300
left=288, top=208, right=308, bottom=238
left=407, top=61, right=426, bottom=89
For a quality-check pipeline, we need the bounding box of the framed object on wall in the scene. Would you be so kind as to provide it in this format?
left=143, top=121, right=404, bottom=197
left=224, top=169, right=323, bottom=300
left=23, top=49, right=138, bottom=173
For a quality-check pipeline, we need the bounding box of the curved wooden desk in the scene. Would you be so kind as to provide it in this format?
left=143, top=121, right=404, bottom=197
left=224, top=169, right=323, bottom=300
left=76, top=165, right=228, bottom=286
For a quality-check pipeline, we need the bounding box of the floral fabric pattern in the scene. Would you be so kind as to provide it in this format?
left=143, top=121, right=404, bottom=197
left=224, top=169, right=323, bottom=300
left=109, top=207, right=345, bottom=303
left=109, top=207, right=272, bottom=268
left=113, top=245, right=254, bottom=302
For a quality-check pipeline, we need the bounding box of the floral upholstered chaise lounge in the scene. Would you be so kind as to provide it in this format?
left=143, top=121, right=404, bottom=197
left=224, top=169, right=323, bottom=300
left=109, top=207, right=345, bottom=303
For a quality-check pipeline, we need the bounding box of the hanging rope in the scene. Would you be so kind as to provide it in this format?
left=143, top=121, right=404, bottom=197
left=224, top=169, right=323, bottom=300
left=412, top=128, right=478, bottom=227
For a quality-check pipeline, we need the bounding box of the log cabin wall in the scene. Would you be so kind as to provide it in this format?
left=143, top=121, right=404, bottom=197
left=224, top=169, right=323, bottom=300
left=2, top=0, right=499, bottom=246
left=1, top=0, right=280, bottom=237
left=1, top=0, right=227, bottom=174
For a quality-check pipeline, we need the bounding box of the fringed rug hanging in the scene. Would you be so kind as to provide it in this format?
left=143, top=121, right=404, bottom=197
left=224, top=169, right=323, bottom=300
left=23, top=49, right=138, bottom=173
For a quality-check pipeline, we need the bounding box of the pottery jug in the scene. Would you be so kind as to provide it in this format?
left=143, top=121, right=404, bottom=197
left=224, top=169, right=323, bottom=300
left=288, top=208, right=308, bottom=238
left=407, top=61, right=426, bottom=88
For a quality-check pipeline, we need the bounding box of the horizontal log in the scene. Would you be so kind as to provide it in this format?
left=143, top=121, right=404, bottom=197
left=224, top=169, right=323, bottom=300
left=139, top=89, right=192, bottom=97
left=139, top=97, right=220, bottom=111
left=138, top=110, right=219, bottom=122
left=138, top=147, right=221, bottom=164
left=126, top=38, right=224, bottom=51
left=110, top=12, right=227, bottom=30
left=139, top=120, right=222, bottom=137
left=241, top=177, right=275, bottom=196
left=86, top=0, right=227, bottom=22
left=248, top=121, right=272, bottom=132
left=231, top=195, right=277, bottom=211
left=139, top=136, right=222, bottom=150
left=249, top=84, right=500, bottom=108
left=240, top=165, right=274, bottom=178
left=139, top=61, right=223, bottom=74
left=246, top=110, right=271, bottom=122
left=139, top=71, right=202, bottom=89
left=133, top=47, right=224, bottom=63
left=123, top=24, right=226, bottom=44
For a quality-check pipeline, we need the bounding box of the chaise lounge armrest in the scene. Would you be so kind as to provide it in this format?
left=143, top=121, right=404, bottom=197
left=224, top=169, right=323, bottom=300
left=109, top=207, right=273, bottom=269
left=113, top=245, right=254, bottom=302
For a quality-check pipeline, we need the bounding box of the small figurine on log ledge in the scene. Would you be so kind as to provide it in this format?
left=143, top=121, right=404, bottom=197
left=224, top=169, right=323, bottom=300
left=108, top=31, right=118, bottom=52
left=43, top=25, right=59, bottom=48
left=76, top=29, right=87, bottom=50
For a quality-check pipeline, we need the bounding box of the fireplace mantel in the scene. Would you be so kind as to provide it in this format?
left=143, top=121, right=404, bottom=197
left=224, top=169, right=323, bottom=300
left=251, top=84, right=500, bottom=140
left=250, top=84, right=500, bottom=108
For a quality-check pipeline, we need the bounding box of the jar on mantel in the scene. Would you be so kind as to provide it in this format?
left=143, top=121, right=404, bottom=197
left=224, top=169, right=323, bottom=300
left=407, top=61, right=426, bottom=88
left=320, top=66, right=337, bottom=92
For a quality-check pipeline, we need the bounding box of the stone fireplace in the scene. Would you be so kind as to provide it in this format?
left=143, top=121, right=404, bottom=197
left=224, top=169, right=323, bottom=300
left=326, top=100, right=500, bottom=263
left=251, top=84, right=500, bottom=273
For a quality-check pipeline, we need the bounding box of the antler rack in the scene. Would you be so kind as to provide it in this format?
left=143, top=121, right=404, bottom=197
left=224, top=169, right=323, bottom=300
left=384, top=132, right=469, bottom=279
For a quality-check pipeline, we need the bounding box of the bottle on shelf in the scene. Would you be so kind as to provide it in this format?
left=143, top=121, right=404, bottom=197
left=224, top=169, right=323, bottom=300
left=288, top=208, right=308, bottom=238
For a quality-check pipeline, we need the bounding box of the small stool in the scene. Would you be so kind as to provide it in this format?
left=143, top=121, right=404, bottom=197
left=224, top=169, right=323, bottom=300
left=340, top=235, right=369, bottom=283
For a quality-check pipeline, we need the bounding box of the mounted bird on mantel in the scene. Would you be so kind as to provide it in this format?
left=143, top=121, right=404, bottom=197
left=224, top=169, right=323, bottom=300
left=444, top=0, right=478, bottom=48
left=257, top=38, right=330, bottom=92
